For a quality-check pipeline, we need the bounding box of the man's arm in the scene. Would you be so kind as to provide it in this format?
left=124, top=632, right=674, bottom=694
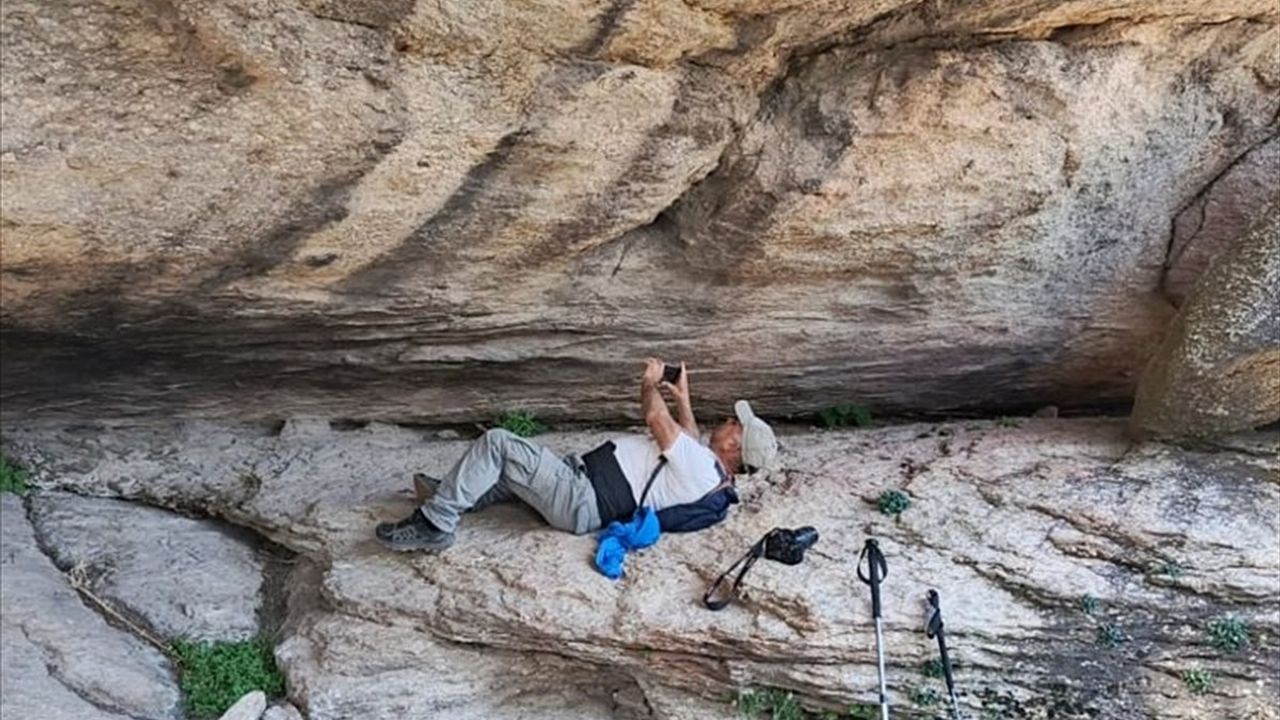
left=664, top=362, right=699, bottom=438
left=642, top=358, right=682, bottom=452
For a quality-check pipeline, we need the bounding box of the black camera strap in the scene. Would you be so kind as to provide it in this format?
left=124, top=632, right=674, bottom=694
left=702, top=527, right=819, bottom=611
left=702, top=536, right=765, bottom=611
left=637, top=456, right=668, bottom=508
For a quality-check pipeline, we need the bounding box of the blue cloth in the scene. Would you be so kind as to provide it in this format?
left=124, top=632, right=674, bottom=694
left=593, top=507, right=661, bottom=579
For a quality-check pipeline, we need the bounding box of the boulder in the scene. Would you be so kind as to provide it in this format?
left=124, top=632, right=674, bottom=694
left=1, top=2, right=1277, bottom=423
left=262, top=702, right=305, bottom=720
left=1132, top=203, right=1280, bottom=439
left=6, top=418, right=1277, bottom=719
left=218, top=690, right=267, bottom=720
left=1165, top=138, right=1280, bottom=305
left=0, top=495, right=182, bottom=720
left=29, top=492, right=266, bottom=641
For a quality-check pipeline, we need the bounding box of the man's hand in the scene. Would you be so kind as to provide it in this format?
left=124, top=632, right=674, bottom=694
left=660, top=361, right=690, bottom=404
left=641, top=358, right=681, bottom=451
left=661, top=361, right=699, bottom=438
left=643, top=357, right=665, bottom=387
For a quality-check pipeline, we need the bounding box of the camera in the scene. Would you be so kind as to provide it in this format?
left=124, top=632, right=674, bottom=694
left=703, top=525, right=820, bottom=610
left=662, top=363, right=682, bottom=384
left=763, top=526, right=819, bottom=565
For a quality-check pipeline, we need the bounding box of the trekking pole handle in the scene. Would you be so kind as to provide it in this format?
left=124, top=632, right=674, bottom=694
left=857, top=539, right=888, bottom=619
left=926, top=588, right=943, bottom=637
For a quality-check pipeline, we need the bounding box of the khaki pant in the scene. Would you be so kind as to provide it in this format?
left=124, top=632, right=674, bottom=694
left=421, top=429, right=602, bottom=535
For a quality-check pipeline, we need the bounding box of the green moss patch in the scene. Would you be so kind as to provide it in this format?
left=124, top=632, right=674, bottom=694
left=818, top=404, right=872, bottom=429
left=1182, top=667, right=1213, bottom=695
left=171, top=637, right=284, bottom=718
left=1, top=455, right=31, bottom=495
left=495, top=409, right=546, bottom=437
left=1206, top=615, right=1249, bottom=653
left=877, top=489, right=911, bottom=517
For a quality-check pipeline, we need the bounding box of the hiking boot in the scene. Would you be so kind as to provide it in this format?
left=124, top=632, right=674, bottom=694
left=375, top=509, right=454, bottom=552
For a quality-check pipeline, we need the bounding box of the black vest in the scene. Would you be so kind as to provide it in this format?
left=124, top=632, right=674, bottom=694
left=581, top=441, right=636, bottom=525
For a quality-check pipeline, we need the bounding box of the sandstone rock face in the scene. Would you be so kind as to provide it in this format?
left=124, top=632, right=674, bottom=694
left=5, top=419, right=1277, bottom=719
left=0, top=495, right=182, bottom=720
left=1165, top=138, right=1280, bottom=306
left=29, top=492, right=266, bottom=641
left=2, top=1, right=1277, bottom=423
left=1131, top=204, right=1280, bottom=439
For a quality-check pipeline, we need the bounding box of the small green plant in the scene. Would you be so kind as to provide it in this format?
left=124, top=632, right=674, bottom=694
left=171, top=637, right=285, bottom=719
left=733, top=688, right=804, bottom=720
left=1, top=455, right=31, bottom=495
left=995, top=416, right=1022, bottom=428
left=921, top=658, right=945, bottom=678
left=1096, top=623, right=1128, bottom=648
left=495, top=409, right=545, bottom=438
left=1155, top=561, right=1185, bottom=578
left=1206, top=615, right=1249, bottom=653
left=877, top=489, right=911, bottom=517
left=735, top=689, right=765, bottom=717
left=1182, top=667, right=1213, bottom=695
left=819, top=404, right=872, bottom=429
left=847, top=704, right=880, bottom=720
left=909, top=686, right=940, bottom=707
left=1079, top=594, right=1099, bottom=615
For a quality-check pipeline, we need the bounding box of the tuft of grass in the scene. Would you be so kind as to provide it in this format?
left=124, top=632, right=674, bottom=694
left=735, top=690, right=765, bottom=717
left=495, top=410, right=546, bottom=438
left=1206, top=615, right=1249, bottom=653
left=846, top=704, right=880, bottom=720
left=994, top=416, right=1022, bottom=428
left=171, top=637, right=285, bottom=719
left=733, top=688, right=803, bottom=720
left=1096, top=623, right=1128, bottom=648
left=1079, top=594, right=1099, bottom=616
left=1, top=455, right=31, bottom=496
left=1182, top=667, right=1213, bottom=695
left=921, top=658, right=945, bottom=679
left=818, top=404, right=872, bottom=429
left=909, top=686, right=940, bottom=707
left=877, top=489, right=911, bottom=517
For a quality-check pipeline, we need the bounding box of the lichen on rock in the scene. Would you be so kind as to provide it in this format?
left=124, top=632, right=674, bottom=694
left=1132, top=202, right=1280, bottom=439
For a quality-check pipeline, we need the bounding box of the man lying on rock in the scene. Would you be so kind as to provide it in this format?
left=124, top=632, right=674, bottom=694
left=376, top=358, right=778, bottom=552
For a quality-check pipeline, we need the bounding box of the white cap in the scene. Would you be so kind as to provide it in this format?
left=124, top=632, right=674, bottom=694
left=734, top=400, right=778, bottom=472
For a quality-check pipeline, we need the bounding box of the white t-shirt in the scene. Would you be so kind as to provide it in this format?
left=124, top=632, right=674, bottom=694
left=611, top=432, right=724, bottom=511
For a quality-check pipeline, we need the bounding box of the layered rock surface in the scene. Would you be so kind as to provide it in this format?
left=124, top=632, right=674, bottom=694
left=2, top=1, right=1277, bottom=423
left=5, top=418, right=1277, bottom=719
left=0, top=495, right=182, bottom=720
left=29, top=492, right=267, bottom=641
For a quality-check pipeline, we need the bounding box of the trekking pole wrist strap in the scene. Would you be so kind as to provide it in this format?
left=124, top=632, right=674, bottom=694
left=857, top=539, right=888, bottom=618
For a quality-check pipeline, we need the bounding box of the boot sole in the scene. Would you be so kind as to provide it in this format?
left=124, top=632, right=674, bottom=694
left=378, top=534, right=455, bottom=553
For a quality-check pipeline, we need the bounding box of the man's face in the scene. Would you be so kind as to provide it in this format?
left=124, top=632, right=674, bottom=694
left=709, top=418, right=742, bottom=457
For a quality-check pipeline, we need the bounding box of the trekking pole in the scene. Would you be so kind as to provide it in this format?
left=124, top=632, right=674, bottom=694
left=925, top=589, right=961, bottom=720
left=857, top=539, right=890, bottom=720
